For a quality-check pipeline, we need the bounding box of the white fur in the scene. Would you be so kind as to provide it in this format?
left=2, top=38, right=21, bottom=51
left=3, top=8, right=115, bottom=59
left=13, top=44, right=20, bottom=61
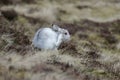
left=32, top=25, right=70, bottom=50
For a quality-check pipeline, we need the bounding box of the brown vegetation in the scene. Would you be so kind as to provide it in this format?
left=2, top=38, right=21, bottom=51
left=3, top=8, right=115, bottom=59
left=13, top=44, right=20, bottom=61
left=0, top=0, right=120, bottom=80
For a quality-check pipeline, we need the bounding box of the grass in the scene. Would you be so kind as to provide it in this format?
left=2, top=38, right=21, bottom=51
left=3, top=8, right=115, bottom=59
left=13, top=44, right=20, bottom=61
left=0, top=0, right=120, bottom=80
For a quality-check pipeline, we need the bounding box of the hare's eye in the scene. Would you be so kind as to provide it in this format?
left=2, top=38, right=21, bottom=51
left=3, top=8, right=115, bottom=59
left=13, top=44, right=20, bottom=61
left=64, top=32, right=67, bottom=35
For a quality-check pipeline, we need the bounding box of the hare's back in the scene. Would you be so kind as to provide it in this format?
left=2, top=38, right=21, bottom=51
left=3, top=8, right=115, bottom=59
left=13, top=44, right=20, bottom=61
left=39, top=28, right=57, bottom=39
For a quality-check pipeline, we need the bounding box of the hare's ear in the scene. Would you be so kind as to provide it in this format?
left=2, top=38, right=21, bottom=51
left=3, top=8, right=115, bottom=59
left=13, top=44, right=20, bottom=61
left=52, top=24, right=60, bottom=31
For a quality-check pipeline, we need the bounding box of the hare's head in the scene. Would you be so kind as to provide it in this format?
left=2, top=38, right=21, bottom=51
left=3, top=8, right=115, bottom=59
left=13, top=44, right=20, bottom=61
left=52, top=24, right=70, bottom=42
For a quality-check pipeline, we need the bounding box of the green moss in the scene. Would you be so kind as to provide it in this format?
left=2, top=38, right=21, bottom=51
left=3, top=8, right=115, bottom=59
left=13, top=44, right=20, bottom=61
left=92, top=69, right=106, bottom=75
left=17, top=16, right=28, bottom=24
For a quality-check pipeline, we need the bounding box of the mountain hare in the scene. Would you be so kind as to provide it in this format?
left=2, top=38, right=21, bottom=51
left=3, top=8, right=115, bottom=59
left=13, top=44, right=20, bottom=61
left=32, top=24, right=70, bottom=50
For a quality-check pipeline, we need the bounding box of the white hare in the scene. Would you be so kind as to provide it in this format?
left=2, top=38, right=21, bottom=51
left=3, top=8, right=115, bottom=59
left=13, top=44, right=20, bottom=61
left=32, top=24, right=70, bottom=50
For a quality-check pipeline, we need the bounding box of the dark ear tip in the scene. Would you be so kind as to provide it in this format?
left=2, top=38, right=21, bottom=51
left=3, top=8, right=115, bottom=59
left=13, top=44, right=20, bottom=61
left=51, top=24, right=54, bottom=26
left=52, top=24, right=58, bottom=27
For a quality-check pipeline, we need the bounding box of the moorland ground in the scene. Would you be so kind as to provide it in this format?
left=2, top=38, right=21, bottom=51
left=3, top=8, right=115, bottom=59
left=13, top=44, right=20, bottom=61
left=0, top=0, right=120, bottom=80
